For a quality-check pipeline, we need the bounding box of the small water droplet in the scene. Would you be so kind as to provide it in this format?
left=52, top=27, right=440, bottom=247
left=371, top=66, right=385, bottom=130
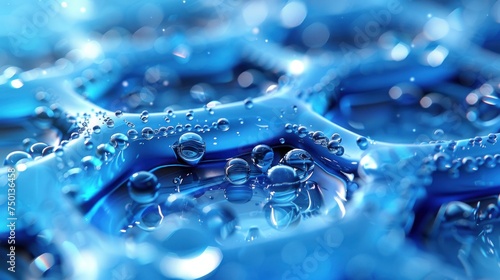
left=93, top=125, right=101, bottom=134
left=142, top=127, right=154, bottom=140
left=115, top=110, right=123, bottom=118
left=279, top=138, right=285, bottom=144
left=217, top=118, right=230, bottom=131
left=244, top=98, right=254, bottom=109
left=356, top=137, right=369, bottom=150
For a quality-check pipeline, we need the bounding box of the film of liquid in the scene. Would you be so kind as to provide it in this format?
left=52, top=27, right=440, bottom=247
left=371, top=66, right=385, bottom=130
left=1, top=0, right=500, bottom=279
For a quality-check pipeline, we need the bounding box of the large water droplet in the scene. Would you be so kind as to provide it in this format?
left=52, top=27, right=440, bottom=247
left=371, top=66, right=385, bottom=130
left=128, top=171, right=160, bottom=204
left=224, top=158, right=250, bottom=185
left=280, top=149, right=314, bottom=182
left=110, top=133, right=129, bottom=150
left=174, top=132, right=206, bottom=165
left=96, top=143, right=116, bottom=162
left=251, top=144, right=274, bottom=172
left=4, top=151, right=32, bottom=166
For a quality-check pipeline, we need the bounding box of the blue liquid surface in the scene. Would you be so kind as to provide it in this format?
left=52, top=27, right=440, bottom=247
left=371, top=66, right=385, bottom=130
left=1, top=0, right=500, bottom=279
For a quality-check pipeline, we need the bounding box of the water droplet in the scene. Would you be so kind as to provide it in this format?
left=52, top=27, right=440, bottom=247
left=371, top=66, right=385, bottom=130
left=280, top=149, right=314, bottom=182
left=30, top=143, right=48, bottom=157
left=246, top=227, right=261, bottom=242
left=433, top=129, right=444, bottom=140
left=81, top=156, right=102, bottom=171
left=127, top=171, right=160, bottom=204
left=70, top=132, right=79, bottom=140
left=137, top=204, right=163, bottom=231
left=4, top=151, right=32, bottom=166
left=312, top=131, right=328, bottom=145
left=41, top=146, right=54, bottom=156
left=140, top=110, right=149, bottom=123
left=297, top=126, right=308, bottom=138
left=224, top=158, right=250, bottom=185
left=186, top=111, right=194, bottom=121
left=484, top=155, right=496, bottom=168
left=267, top=164, right=301, bottom=196
left=264, top=202, right=301, bottom=230
left=128, top=129, right=138, bottom=140
left=110, top=133, right=129, bottom=150
left=34, top=106, right=54, bottom=129
left=244, top=98, right=254, bottom=109
left=279, top=138, right=285, bottom=144
left=357, top=137, right=369, bottom=150
left=174, top=133, right=206, bottom=165
left=92, top=125, right=101, bottom=134
left=331, top=133, right=342, bottom=143
left=96, top=143, right=116, bottom=162
left=285, top=123, right=293, bottom=133
left=54, top=146, right=64, bottom=156
left=488, top=133, right=497, bottom=144
left=462, top=157, right=478, bottom=173
left=106, top=119, right=115, bottom=128
left=434, top=152, right=451, bottom=171
left=251, top=145, right=274, bottom=172
left=142, top=127, right=154, bottom=140
left=217, top=118, right=230, bottom=131
left=203, top=207, right=238, bottom=240
left=224, top=185, right=253, bottom=204
left=115, top=110, right=123, bottom=118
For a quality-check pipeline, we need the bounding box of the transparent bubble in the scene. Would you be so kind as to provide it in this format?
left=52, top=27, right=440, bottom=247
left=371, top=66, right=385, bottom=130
left=280, top=149, right=314, bottom=182
left=174, top=132, right=206, bottom=165
left=251, top=144, right=274, bottom=172
left=225, top=158, right=250, bottom=185
left=244, top=98, right=254, bottom=109
left=30, top=143, right=48, bottom=157
left=312, top=131, right=328, bottom=145
left=127, top=171, right=160, bottom=204
left=140, top=110, right=149, bottom=123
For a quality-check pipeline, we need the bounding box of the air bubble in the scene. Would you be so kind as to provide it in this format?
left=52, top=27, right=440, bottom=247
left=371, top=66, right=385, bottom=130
left=140, top=110, right=149, bottom=123
left=4, top=151, right=32, bottom=166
